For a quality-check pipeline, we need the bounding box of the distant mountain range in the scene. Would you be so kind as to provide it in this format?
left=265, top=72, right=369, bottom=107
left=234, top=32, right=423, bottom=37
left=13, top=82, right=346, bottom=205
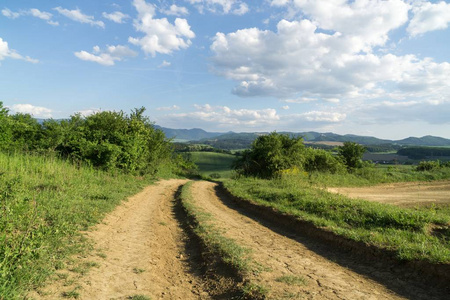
left=157, top=126, right=450, bottom=147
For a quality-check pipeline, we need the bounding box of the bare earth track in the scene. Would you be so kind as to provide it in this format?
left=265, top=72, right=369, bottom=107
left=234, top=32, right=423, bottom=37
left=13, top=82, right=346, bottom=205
left=31, top=179, right=448, bottom=299
left=190, top=181, right=448, bottom=300
left=328, top=180, right=450, bottom=207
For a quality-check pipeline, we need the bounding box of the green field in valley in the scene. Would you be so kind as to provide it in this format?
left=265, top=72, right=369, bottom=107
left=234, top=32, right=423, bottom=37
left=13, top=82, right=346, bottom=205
left=189, top=152, right=237, bottom=179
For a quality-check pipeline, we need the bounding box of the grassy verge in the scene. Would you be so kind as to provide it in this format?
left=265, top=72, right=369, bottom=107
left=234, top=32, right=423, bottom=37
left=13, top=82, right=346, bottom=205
left=178, top=181, right=266, bottom=299
left=222, top=177, right=450, bottom=264
left=0, top=152, right=156, bottom=299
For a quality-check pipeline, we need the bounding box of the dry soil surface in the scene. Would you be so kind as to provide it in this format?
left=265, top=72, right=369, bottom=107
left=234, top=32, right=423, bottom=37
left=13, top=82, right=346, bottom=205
left=328, top=180, right=450, bottom=207
left=32, top=179, right=212, bottom=300
left=189, top=181, right=447, bottom=300
left=31, top=179, right=448, bottom=300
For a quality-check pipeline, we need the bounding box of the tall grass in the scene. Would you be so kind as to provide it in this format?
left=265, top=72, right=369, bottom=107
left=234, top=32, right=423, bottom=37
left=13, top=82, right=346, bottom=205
left=223, top=176, right=450, bottom=263
left=0, top=152, right=154, bottom=299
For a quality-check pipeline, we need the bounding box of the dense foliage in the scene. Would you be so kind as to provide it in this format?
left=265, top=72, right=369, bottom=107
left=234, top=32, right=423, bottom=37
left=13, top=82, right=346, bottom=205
left=398, top=146, right=450, bottom=159
left=0, top=102, right=176, bottom=175
left=233, top=133, right=364, bottom=178
left=338, top=142, right=367, bottom=170
left=234, top=133, right=306, bottom=178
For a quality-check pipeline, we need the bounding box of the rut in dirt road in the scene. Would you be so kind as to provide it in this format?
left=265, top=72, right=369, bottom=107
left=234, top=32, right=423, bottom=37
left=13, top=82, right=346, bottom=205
left=32, top=179, right=214, bottom=300
left=190, top=181, right=448, bottom=300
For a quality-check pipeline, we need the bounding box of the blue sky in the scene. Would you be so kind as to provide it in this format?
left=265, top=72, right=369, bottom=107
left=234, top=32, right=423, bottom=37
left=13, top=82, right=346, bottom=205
left=1, top=0, right=450, bottom=139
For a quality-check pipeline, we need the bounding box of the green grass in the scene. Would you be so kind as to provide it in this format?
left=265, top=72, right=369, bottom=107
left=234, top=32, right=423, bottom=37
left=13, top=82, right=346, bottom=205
left=189, top=152, right=237, bottom=179
left=223, top=176, right=450, bottom=263
left=179, top=182, right=266, bottom=299
left=0, top=152, right=155, bottom=299
left=275, top=275, right=308, bottom=286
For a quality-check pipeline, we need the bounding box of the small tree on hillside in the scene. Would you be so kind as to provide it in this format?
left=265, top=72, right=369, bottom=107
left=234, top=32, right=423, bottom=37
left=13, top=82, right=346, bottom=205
left=338, top=141, right=366, bottom=170
left=234, top=132, right=305, bottom=178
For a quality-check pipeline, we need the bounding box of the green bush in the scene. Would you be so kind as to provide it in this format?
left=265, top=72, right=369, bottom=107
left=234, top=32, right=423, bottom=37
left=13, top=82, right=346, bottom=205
left=416, top=161, right=441, bottom=171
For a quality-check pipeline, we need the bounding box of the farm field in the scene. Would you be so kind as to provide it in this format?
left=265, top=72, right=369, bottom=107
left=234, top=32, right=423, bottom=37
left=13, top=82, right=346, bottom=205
left=328, top=180, right=450, bottom=207
left=189, top=151, right=237, bottom=178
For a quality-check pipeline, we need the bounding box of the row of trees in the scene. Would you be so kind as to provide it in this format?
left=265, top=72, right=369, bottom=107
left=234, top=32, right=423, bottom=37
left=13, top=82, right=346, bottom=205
left=0, top=102, right=176, bottom=175
left=234, top=132, right=366, bottom=178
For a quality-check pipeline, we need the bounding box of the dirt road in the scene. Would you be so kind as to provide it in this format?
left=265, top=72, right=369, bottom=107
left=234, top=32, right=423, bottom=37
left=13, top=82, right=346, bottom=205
left=31, top=179, right=448, bottom=299
left=33, top=179, right=213, bottom=300
left=189, top=181, right=448, bottom=300
left=328, top=180, right=450, bottom=207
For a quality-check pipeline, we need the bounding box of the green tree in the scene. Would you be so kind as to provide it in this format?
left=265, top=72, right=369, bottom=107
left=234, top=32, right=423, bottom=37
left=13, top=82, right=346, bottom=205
left=338, top=142, right=366, bottom=170
left=234, top=132, right=305, bottom=178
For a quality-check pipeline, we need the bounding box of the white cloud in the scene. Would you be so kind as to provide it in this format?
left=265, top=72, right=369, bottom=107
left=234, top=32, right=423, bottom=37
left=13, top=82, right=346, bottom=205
left=2, top=7, right=58, bottom=25
left=129, top=0, right=195, bottom=57
left=2, top=8, right=20, bottom=19
left=158, top=60, right=171, bottom=68
left=11, top=104, right=52, bottom=118
left=102, top=11, right=129, bottom=23
left=54, top=7, right=105, bottom=28
left=77, top=108, right=101, bottom=117
left=297, top=111, right=346, bottom=123
left=408, top=1, right=450, bottom=36
left=281, top=105, right=290, bottom=110
left=210, top=10, right=450, bottom=106
left=74, top=45, right=138, bottom=66
left=232, top=3, right=249, bottom=15
left=29, top=8, right=59, bottom=26
left=166, top=104, right=280, bottom=129
left=156, top=105, right=180, bottom=111
left=0, top=37, right=39, bottom=64
left=187, top=0, right=249, bottom=15
left=161, top=4, right=189, bottom=16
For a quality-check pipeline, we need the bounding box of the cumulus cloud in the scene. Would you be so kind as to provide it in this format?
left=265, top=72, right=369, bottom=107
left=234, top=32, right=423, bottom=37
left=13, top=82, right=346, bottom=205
left=102, top=11, right=129, bottom=23
left=0, top=37, right=39, bottom=64
left=54, top=7, right=105, bottom=28
left=166, top=104, right=279, bottom=129
left=74, top=45, right=138, bottom=66
left=161, top=4, right=189, bottom=16
left=297, top=111, right=346, bottom=123
left=129, top=0, right=195, bottom=56
left=156, top=105, right=180, bottom=111
left=408, top=1, right=450, bottom=36
left=187, top=0, right=249, bottom=15
left=210, top=2, right=450, bottom=108
left=11, top=104, right=52, bottom=118
left=77, top=108, right=101, bottom=117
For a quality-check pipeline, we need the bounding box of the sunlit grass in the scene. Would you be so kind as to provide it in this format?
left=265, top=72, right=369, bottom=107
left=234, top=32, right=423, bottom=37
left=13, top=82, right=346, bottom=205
left=0, top=152, right=154, bottom=298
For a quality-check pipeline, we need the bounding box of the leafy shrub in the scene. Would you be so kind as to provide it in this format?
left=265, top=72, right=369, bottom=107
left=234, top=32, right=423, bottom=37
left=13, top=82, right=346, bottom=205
left=416, top=161, right=441, bottom=171
left=234, top=132, right=305, bottom=178
left=338, top=141, right=366, bottom=171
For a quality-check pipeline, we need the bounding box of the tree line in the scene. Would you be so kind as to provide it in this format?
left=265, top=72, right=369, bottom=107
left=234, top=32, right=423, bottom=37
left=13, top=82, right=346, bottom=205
left=0, top=102, right=180, bottom=175
left=233, top=132, right=367, bottom=178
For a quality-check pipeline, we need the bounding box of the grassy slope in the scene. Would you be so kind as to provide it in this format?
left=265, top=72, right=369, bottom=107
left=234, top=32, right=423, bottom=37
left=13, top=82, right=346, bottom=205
left=223, top=176, right=450, bottom=264
left=0, top=152, right=156, bottom=299
left=190, top=152, right=237, bottom=178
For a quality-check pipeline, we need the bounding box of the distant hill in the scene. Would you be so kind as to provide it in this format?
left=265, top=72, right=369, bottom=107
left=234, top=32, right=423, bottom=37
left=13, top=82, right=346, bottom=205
left=154, top=126, right=222, bottom=141
left=395, top=135, right=450, bottom=146
left=156, top=126, right=450, bottom=149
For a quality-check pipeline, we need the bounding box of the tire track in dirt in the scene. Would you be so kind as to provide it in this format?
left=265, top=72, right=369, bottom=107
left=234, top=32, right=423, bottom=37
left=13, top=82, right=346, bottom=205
left=190, top=181, right=447, bottom=300
left=33, top=179, right=212, bottom=300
